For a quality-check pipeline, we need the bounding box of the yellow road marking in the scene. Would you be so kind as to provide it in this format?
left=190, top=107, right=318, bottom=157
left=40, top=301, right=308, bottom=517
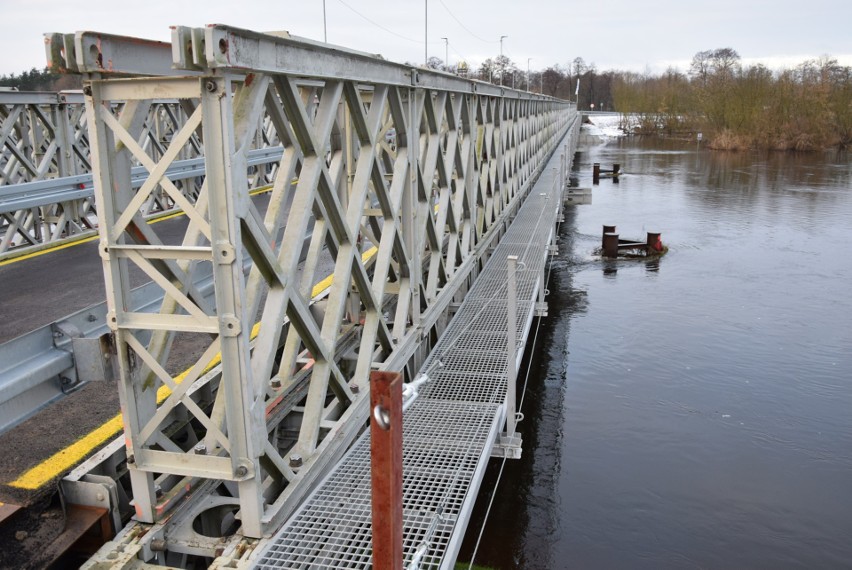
left=0, top=185, right=276, bottom=268
left=9, top=243, right=377, bottom=490
left=0, top=235, right=100, bottom=267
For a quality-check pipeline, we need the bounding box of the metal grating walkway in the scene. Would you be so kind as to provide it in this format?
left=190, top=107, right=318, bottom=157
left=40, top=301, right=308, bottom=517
left=252, top=133, right=573, bottom=569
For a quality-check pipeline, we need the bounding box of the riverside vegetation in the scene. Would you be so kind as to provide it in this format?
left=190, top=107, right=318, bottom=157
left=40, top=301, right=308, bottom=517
left=611, top=49, right=852, bottom=151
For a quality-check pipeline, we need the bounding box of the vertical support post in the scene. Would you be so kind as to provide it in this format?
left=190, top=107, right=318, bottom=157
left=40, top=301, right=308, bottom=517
left=86, top=91, right=158, bottom=523
left=592, top=162, right=600, bottom=184
left=407, top=87, right=422, bottom=328
left=613, top=163, right=620, bottom=176
left=557, top=150, right=566, bottom=221
left=506, top=255, right=518, bottom=436
left=646, top=231, right=662, bottom=252
left=603, top=232, right=619, bottom=258
left=602, top=225, right=616, bottom=249
left=201, top=75, right=264, bottom=537
left=370, top=371, right=403, bottom=570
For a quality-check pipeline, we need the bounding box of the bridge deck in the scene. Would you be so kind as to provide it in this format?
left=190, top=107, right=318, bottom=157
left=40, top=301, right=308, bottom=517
left=252, top=142, right=566, bottom=569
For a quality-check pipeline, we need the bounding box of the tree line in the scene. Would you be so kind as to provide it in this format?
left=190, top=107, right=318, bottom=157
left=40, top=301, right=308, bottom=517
left=430, top=48, right=851, bottom=151
left=611, top=49, right=852, bottom=150
left=424, top=55, right=615, bottom=112
left=0, top=67, right=82, bottom=91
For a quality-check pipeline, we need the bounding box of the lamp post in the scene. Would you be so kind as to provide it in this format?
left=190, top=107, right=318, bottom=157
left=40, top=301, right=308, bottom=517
left=499, top=35, right=507, bottom=86
left=424, top=0, right=428, bottom=65
left=323, top=0, right=327, bottom=42
left=527, top=57, right=532, bottom=92
left=441, top=37, right=448, bottom=70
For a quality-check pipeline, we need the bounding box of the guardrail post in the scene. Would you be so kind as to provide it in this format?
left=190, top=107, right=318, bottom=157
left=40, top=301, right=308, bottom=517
left=646, top=231, right=662, bottom=252
left=603, top=232, right=619, bottom=258
left=370, top=371, right=403, bottom=570
left=506, top=255, right=519, bottom=436
left=602, top=225, right=616, bottom=249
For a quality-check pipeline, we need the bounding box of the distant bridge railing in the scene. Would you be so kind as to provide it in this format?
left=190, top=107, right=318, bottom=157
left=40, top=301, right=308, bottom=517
left=0, top=89, right=284, bottom=257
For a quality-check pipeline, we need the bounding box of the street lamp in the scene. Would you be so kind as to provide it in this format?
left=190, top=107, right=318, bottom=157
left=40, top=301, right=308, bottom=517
left=424, top=0, right=428, bottom=65
left=323, top=0, right=327, bottom=42
left=441, top=37, right=448, bottom=70
left=527, top=57, right=532, bottom=92
left=499, top=35, right=508, bottom=86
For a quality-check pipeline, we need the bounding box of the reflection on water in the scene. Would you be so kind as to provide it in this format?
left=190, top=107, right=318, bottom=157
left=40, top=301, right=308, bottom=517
left=458, top=136, right=852, bottom=569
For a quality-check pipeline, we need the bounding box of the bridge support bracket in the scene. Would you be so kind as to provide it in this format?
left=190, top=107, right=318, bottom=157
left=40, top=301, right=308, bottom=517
left=491, top=432, right=523, bottom=460
left=534, top=302, right=549, bottom=317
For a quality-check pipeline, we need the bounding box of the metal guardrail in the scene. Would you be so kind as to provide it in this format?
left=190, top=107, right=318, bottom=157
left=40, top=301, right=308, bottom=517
left=0, top=264, right=217, bottom=434
left=0, top=146, right=283, bottom=215
left=1, top=88, right=284, bottom=256
left=0, top=145, right=282, bottom=259
left=0, top=220, right=317, bottom=435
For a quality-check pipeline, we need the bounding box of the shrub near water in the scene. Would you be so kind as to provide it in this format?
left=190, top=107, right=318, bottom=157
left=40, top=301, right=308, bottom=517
left=612, top=49, right=852, bottom=151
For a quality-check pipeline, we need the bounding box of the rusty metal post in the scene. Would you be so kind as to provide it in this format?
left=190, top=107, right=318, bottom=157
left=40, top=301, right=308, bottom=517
left=592, top=162, right=600, bottom=184
left=370, top=371, right=403, bottom=570
left=613, top=163, right=620, bottom=175
left=602, top=225, right=616, bottom=249
left=646, top=231, right=662, bottom=252
left=603, top=232, right=619, bottom=258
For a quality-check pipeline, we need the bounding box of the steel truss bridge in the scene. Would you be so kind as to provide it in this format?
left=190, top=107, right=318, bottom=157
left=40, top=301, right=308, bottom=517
left=1, top=25, right=580, bottom=569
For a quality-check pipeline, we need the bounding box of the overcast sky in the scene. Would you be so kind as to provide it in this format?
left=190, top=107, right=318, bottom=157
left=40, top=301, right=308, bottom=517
left=1, top=0, right=850, bottom=77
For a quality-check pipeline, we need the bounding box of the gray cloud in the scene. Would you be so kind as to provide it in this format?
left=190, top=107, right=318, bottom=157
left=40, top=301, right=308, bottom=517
left=1, top=0, right=849, bottom=76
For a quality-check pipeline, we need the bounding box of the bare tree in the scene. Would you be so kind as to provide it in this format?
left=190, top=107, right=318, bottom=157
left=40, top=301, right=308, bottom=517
left=478, top=58, right=497, bottom=82
left=425, top=56, right=443, bottom=70
left=542, top=66, right=564, bottom=97
left=689, top=50, right=713, bottom=87
left=571, top=57, right=587, bottom=78
left=690, top=48, right=741, bottom=85
left=709, top=48, right=741, bottom=81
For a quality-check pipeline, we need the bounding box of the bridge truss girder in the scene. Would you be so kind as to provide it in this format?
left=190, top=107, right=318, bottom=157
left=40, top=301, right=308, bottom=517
left=68, top=24, right=573, bottom=560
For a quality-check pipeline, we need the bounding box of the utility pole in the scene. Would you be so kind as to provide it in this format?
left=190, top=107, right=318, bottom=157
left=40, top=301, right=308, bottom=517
left=424, top=0, right=428, bottom=65
left=499, top=35, right=507, bottom=86
left=323, top=0, right=327, bottom=42
left=527, top=57, right=532, bottom=92
left=441, top=37, right=448, bottom=71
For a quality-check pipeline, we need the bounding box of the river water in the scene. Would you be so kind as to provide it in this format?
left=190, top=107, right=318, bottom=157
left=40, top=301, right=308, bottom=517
left=458, top=132, right=852, bottom=569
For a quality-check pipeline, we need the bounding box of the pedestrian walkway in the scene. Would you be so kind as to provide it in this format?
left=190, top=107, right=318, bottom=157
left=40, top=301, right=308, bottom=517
left=251, top=131, right=573, bottom=569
